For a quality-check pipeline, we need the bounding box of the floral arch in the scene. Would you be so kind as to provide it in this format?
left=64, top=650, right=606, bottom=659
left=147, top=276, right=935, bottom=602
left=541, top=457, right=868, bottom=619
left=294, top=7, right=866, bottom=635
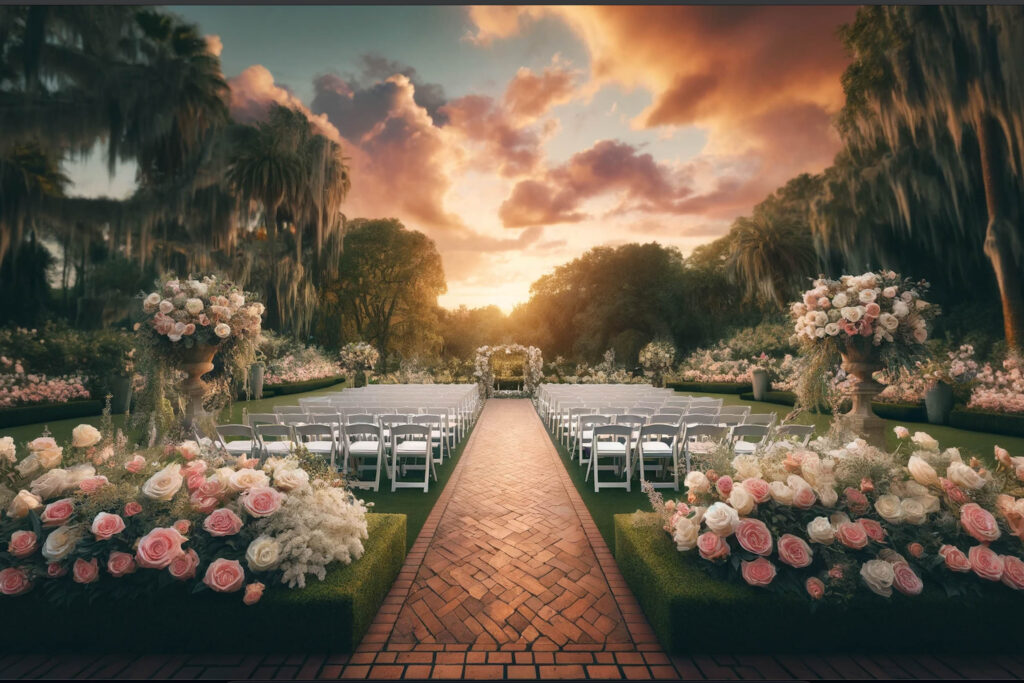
left=473, top=344, right=544, bottom=398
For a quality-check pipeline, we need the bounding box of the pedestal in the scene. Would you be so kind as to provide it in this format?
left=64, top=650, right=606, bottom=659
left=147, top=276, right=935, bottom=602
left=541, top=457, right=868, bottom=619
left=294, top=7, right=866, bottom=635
left=840, top=346, right=887, bottom=448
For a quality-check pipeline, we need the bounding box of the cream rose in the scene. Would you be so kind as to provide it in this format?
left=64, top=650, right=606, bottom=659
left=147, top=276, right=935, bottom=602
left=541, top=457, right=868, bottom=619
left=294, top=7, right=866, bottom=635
left=817, top=486, right=838, bottom=507
left=730, top=455, right=762, bottom=480
left=29, top=469, right=70, bottom=500
left=910, top=431, right=939, bottom=452
left=874, top=494, right=904, bottom=524
left=71, top=424, right=102, bottom=449
left=214, top=323, right=231, bottom=339
left=273, top=466, right=309, bottom=492
left=900, top=498, right=927, bottom=525
left=185, top=298, right=204, bottom=315
left=35, top=446, right=63, bottom=469
left=41, top=525, right=79, bottom=562
left=245, top=535, right=282, bottom=572
left=947, top=462, right=984, bottom=490
left=728, top=486, right=755, bottom=516
left=6, top=489, right=42, bottom=519
left=806, top=516, right=835, bottom=545
left=907, top=456, right=939, bottom=487
left=673, top=516, right=699, bottom=551
left=703, top=502, right=740, bottom=537
left=0, top=436, right=14, bottom=463
left=768, top=481, right=795, bottom=506
left=142, top=463, right=184, bottom=501
left=683, top=471, right=711, bottom=494
left=228, top=468, right=269, bottom=492
left=860, top=559, right=895, bottom=598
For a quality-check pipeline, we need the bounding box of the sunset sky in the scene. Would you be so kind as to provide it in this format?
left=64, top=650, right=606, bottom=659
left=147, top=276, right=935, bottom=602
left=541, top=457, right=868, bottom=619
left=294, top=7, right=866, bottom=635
left=67, top=5, right=857, bottom=311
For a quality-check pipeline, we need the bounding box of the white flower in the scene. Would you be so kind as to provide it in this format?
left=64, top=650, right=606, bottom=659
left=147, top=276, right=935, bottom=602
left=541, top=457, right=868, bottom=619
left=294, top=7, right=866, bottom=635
left=65, top=464, right=95, bottom=487
left=824, top=323, right=840, bottom=336
left=15, top=454, right=41, bottom=478
left=942, top=447, right=963, bottom=464
left=946, top=462, right=984, bottom=490
left=882, top=286, right=897, bottom=298
left=859, top=288, right=878, bottom=303
left=41, top=525, right=79, bottom=562
left=159, top=299, right=174, bottom=314
left=143, top=292, right=161, bottom=311
left=913, top=494, right=940, bottom=514
left=229, top=468, right=269, bottom=492
left=673, top=516, right=699, bottom=551
left=273, top=466, right=310, bottom=492
left=892, top=300, right=910, bottom=318
left=683, top=471, right=711, bottom=494
left=832, top=293, right=849, bottom=308
left=229, top=293, right=245, bottom=308
left=731, top=455, right=761, bottom=480
left=185, top=298, right=204, bottom=315
left=878, top=313, right=899, bottom=332
left=874, top=494, right=904, bottom=523
left=214, top=323, right=231, bottom=339
left=768, top=481, right=795, bottom=505
left=6, top=489, right=43, bottom=519
left=29, top=469, right=70, bottom=500
left=728, top=486, right=755, bottom=516
left=906, top=456, right=939, bottom=487
left=245, top=535, right=282, bottom=571
left=910, top=432, right=939, bottom=452
left=841, top=306, right=863, bottom=323
left=860, top=559, right=895, bottom=598
left=817, top=486, right=838, bottom=507
left=900, top=498, right=927, bottom=525
left=0, top=436, right=15, bottom=463
left=142, top=463, right=184, bottom=501
left=71, top=424, right=102, bottom=449
left=704, top=502, right=740, bottom=537
left=806, top=516, right=834, bottom=544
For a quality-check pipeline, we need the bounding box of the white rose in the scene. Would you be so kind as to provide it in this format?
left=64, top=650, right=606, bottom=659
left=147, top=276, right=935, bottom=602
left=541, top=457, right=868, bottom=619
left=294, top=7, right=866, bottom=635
left=41, top=525, right=78, bottom=562
left=29, top=469, right=70, bottom=500
left=141, top=463, right=184, bottom=501
left=185, top=298, right=204, bottom=315
left=878, top=313, right=899, bottom=331
left=673, top=516, right=699, bottom=551
left=906, top=456, right=939, bottom=487
left=860, top=559, right=895, bottom=598
left=806, top=516, right=835, bottom=545
left=15, top=453, right=41, bottom=478
left=913, top=494, right=940, bottom=514
left=65, top=464, right=95, bottom=487
left=143, top=292, right=161, bottom=311
left=817, top=486, right=838, bottom=507
left=947, top=462, right=984, bottom=490
left=704, top=502, right=740, bottom=537
left=229, top=293, right=245, bottom=308
left=901, top=291, right=913, bottom=303
left=245, top=535, right=281, bottom=571
left=731, top=455, right=761, bottom=480
left=728, top=486, right=755, bottom=516
left=36, top=446, right=63, bottom=469
left=228, top=468, right=269, bottom=492
left=159, top=299, right=174, bottom=314
left=874, top=494, right=904, bottom=523
left=900, top=498, right=927, bottom=525
left=893, top=301, right=910, bottom=318
left=943, top=447, right=963, bottom=464
left=824, top=323, right=840, bottom=336
left=0, top=436, right=15, bottom=463
left=6, top=489, right=43, bottom=519
left=813, top=311, right=828, bottom=327
left=882, top=287, right=897, bottom=298
left=901, top=481, right=930, bottom=498
left=841, top=306, right=863, bottom=323
left=769, top=481, right=795, bottom=505
left=910, top=432, right=939, bottom=452
left=859, top=288, right=878, bottom=303
left=273, top=466, right=309, bottom=492
left=832, top=293, right=849, bottom=308
left=683, top=471, right=711, bottom=494
left=214, top=323, right=231, bottom=339
left=71, top=424, right=102, bottom=449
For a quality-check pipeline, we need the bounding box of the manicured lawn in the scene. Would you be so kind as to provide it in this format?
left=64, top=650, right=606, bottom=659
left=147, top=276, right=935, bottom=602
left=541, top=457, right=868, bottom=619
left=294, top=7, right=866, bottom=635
left=548, top=391, right=1024, bottom=552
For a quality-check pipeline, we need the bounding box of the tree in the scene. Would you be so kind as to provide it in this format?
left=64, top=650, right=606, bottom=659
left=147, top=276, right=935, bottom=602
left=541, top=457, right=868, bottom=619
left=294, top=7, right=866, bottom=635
left=324, top=219, right=446, bottom=371
left=833, top=6, right=1024, bottom=351
left=726, top=209, right=819, bottom=309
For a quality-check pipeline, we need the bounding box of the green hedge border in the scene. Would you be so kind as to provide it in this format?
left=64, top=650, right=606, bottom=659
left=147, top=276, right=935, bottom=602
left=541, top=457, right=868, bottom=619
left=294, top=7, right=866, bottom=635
left=253, top=375, right=346, bottom=398
left=615, top=515, right=1023, bottom=653
left=668, top=381, right=751, bottom=394
left=0, top=512, right=405, bottom=653
left=950, top=408, right=1024, bottom=438
left=0, top=399, right=105, bottom=429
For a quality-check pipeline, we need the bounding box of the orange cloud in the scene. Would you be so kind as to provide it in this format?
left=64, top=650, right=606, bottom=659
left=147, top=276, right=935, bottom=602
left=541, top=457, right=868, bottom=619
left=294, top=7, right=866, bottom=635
left=204, top=34, right=223, bottom=57
left=503, top=60, right=579, bottom=123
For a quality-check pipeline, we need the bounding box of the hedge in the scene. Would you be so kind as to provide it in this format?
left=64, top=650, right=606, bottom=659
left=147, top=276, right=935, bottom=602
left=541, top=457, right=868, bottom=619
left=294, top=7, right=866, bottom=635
left=736, top=391, right=927, bottom=422
left=614, top=514, right=1023, bottom=653
left=263, top=375, right=346, bottom=396
left=0, top=399, right=105, bottom=429
left=950, top=408, right=1024, bottom=438
left=0, top=512, right=406, bottom=653
left=668, top=381, right=752, bottom=394
left=740, top=390, right=796, bottom=406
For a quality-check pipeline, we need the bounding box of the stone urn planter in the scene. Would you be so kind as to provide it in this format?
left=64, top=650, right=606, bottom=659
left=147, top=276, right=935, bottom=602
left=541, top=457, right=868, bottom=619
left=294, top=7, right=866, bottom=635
left=248, top=362, right=265, bottom=400
left=109, top=375, right=132, bottom=414
left=925, top=381, right=955, bottom=425
left=181, top=343, right=218, bottom=428
left=840, top=342, right=887, bottom=447
left=751, top=368, right=770, bottom=401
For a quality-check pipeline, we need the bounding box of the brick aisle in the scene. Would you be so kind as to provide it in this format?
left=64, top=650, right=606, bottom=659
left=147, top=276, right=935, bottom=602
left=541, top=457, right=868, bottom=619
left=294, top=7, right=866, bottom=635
left=2, top=399, right=1022, bottom=680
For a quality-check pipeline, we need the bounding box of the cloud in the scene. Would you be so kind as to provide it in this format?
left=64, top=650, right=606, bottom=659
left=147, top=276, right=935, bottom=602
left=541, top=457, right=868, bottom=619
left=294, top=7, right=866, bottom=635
left=440, top=95, right=547, bottom=177
left=204, top=34, right=223, bottom=57
left=503, top=59, right=579, bottom=123
left=228, top=65, right=342, bottom=143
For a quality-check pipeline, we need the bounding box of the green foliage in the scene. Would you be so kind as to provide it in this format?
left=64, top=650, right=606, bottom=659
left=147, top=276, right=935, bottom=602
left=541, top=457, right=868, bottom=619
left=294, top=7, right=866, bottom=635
left=719, top=320, right=796, bottom=359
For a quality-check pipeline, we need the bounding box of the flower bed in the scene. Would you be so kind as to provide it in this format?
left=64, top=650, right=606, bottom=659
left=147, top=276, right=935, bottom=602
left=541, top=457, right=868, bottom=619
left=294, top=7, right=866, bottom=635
left=615, top=515, right=1024, bottom=653
left=0, top=513, right=405, bottom=652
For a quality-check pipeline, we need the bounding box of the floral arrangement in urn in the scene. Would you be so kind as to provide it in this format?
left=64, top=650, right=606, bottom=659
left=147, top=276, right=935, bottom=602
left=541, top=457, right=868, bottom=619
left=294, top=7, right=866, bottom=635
left=638, top=341, right=676, bottom=387
left=0, top=423, right=368, bottom=603
left=650, top=425, right=1024, bottom=603
left=339, top=342, right=380, bottom=387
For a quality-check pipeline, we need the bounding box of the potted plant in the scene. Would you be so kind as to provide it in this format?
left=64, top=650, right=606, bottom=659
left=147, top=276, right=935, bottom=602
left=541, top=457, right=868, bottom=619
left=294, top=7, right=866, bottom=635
left=751, top=352, right=771, bottom=401
left=639, top=340, right=676, bottom=388
left=919, top=344, right=979, bottom=425
left=248, top=358, right=266, bottom=400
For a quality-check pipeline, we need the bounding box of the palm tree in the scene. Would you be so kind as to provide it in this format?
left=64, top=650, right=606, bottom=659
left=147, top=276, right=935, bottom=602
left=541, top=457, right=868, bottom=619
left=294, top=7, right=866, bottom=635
left=726, top=210, right=819, bottom=309
left=834, top=6, right=1024, bottom=351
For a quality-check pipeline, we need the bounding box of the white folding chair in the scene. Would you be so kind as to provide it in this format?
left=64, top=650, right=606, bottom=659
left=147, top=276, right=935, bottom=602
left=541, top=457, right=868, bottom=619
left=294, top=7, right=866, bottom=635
left=342, top=423, right=384, bottom=492
left=391, top=424, right=434, bottom=492
left=635, top=423, right=681, bottom=490
left=255, top=424, right=297, bottom=459
left=216, top=425, right=259, bottom=459
left=681, top=424, right=729, bottom=472
left=589, top=424, right=633, bottom=492
left=295, top=424, right=339, bottom=469
left=730, top=424, right=770, bottom=455
left=774, top=424, right=815, bottom=447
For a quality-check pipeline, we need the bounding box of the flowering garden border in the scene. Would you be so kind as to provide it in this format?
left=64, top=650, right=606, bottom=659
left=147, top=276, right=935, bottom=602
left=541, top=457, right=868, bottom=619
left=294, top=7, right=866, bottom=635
left=473, top=344, right=544, bottom=398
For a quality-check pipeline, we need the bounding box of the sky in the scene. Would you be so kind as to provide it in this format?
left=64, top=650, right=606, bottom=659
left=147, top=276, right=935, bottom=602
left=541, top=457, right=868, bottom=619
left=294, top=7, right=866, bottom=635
left=65, top=5, right=858, bottom=312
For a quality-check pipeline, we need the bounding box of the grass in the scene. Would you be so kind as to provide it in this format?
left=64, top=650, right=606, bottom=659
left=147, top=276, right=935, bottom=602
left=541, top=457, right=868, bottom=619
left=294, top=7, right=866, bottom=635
left=546, top=391, right=1024, bottom=552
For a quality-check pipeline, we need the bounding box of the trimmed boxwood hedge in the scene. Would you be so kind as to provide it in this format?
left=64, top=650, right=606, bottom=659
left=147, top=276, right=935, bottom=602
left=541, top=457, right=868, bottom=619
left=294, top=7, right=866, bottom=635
left=740, top=390, right=796, bottom=406
left=614, top=514, right=1023, bottom=653
left=262, top=375, right=345, bottom=396
left=0, top=512, right=405, bottom=653
left=0, top=399, right=105, bottom=429
left=735, top=391, right=927, bottom=422
left=950, top=408, right=1024, bottom=438
left=668, top=381, right=752, bottom=394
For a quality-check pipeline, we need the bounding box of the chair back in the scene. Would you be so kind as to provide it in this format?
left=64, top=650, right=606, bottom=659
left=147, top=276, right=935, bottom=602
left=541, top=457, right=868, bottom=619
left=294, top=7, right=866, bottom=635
left=295, top=424, right=336, bottom=442
left=274, top=406, right=306, bottom=415
left=639, top=423, right=679, bottom=441
left=217, top=424, right=255, bottom=441
left=343, top=423, right=381, bottom=440
left=686, top=406, right=719, bottom=416
left=717, top=415, right=744, bottom=427
left=718, top=406, right=751, bottom=417
left=615, top=414, right=646, bottom=428
left=775, top=424, right=815, bottom=446
left=744, top=413, right=776, bottom=427
left=730, top=424, right=770, bottom=443
left=683, top=424, right=728, bottom=443
left=649, top=413, right=682, bottom=426
left=346, top=413, right=377, bottom=425
left=248, top=413, right=279, bottom=426
left=256, top=424, right=293, bottom=441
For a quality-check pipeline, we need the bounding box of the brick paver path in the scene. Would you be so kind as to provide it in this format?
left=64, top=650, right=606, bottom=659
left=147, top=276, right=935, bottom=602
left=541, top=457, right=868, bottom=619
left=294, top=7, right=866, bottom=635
left=2, top=399, right=1022, bottom=680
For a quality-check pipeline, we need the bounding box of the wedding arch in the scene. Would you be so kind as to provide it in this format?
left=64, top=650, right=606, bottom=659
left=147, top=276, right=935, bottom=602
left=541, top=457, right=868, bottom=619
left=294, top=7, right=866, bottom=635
left=473, top=344, right=544, bottom=398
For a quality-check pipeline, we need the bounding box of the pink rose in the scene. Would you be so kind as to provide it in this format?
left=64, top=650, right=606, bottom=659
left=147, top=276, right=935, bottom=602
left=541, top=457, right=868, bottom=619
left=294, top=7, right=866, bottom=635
left=241, top=487, right=283, bottom=518
left=78, top=476, right=109, bottom=495
left=960, top=503, right=1001, bottom=543
left=73, top=557, right=99, bottom=584
left=940, top=478, right=968, bottom=505
left=243, top=581, right=265, bottom=605
left=1001, top=555, right=1024, bottom=590
left=124, top=501, right=143, bottom=517
left=198, top=313, right=210, bottom=327
left=47, top=563, right=67, bottom=578
left=91, top=512, right=126, bottom=541
left=40, top=498, right=74, bottom=527
left=697, top=532, right=730, bottom=562
left=203, top=558, right=245, bottom=593
left=805, top=577, right=825, bottom=600
left=0, top=567, right=32, bottom=596
left=777, top=534, right=813, bottom=568
left=828, top=565, right=844, bottom=580
left=203, top=508, right=243, bottom=537
left=237, top=458, right=259, bottom=469
left=844, top=488, right=869, bottom=515
left=187, top=473, right=205, bottom=492
left=125, top=455, right=147, bottom=473
left=906, top=542, right=924, bottom=559
left=8, top=530, right=37, bottom=558
left=860, top=478, right=874, bottom=494
left=135, top=527, right=188, bottom=569
left=716, top=476, right=733, bottom=497
left=994, top=446, right=1012, bottom=469
left=734, top=518, right=773, bottom=556
left=792, top=486, right=817, bottom=509
left=741, top=557, right=776, bottom=587
left=190, top=493, right=219, bottom=514
left=939, top=545, right=971, bottom=573
left=182, top=323, right=196, bottom=336
left=173, top=519, right=191, bottom=536
left=836, top=521, right=869, bottom=550
left=182, top=460, right=208, bottom=478
left=864, top=302, right=881, bottom=317
left=197, top=477, right=226, bottom=500
left=107, top=551, right=136, bottom=577
left=894, top=426, right=910, bottom=439
left=168, top=548, right=200, bottom=581
left=891, top=562, right=923, bottom=596
left=742, top=478, right=771, bottom=503
left=857, top=518, right=887, bottom=544
left=968, top=544, right=1005, bottom=582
